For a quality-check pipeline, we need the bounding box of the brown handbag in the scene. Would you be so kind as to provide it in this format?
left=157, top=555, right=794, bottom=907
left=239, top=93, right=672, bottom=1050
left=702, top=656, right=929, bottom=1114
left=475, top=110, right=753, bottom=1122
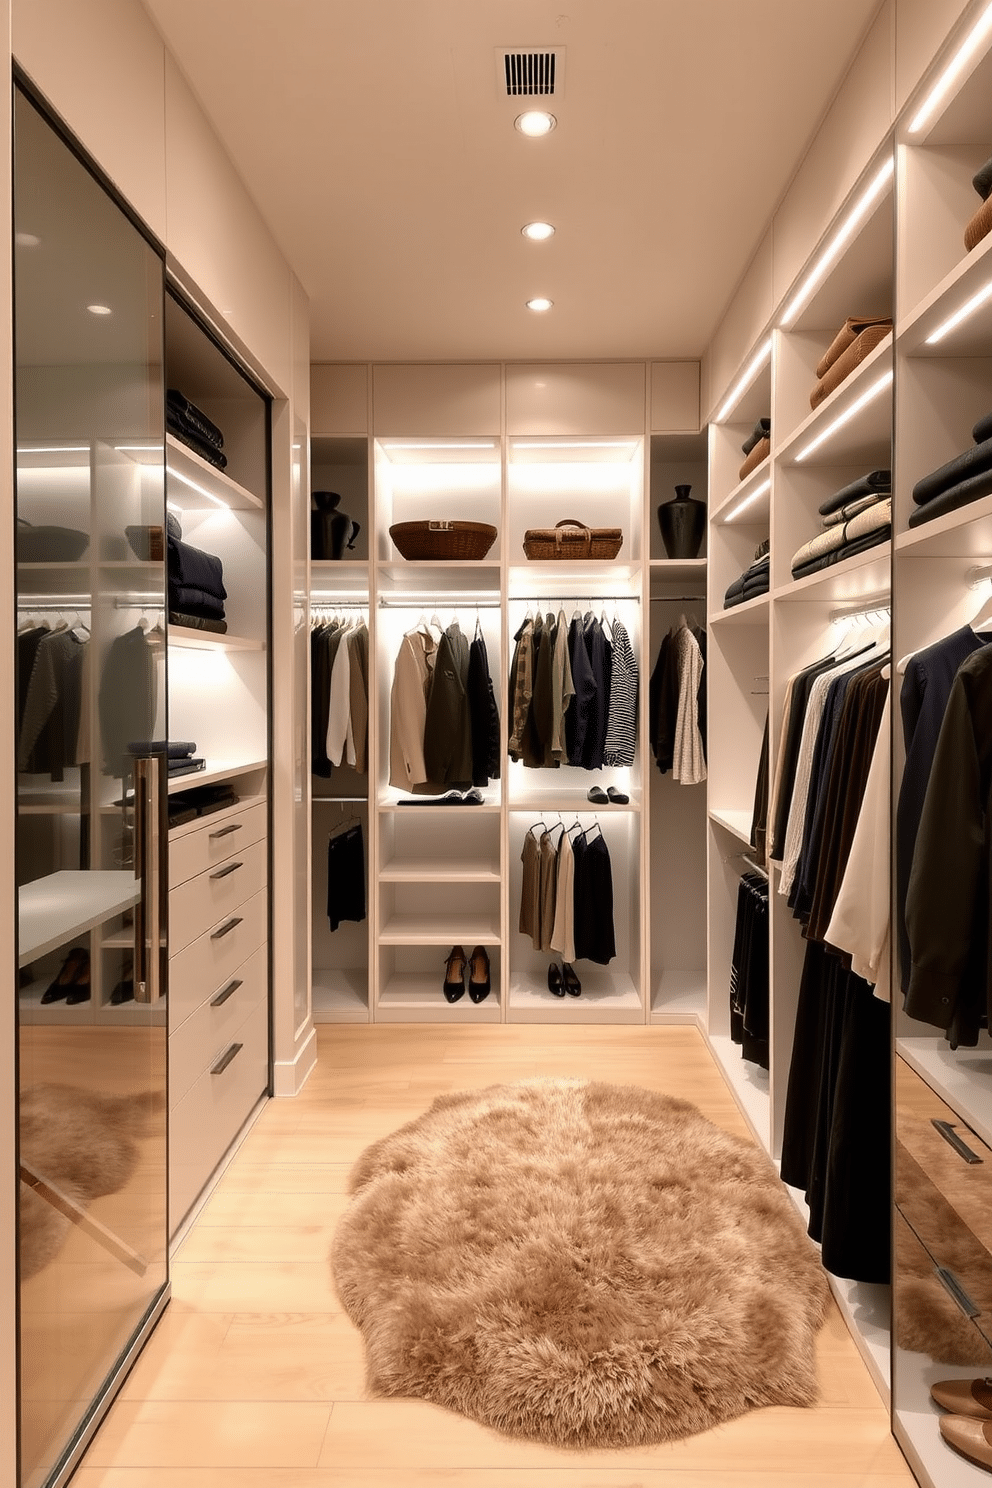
left=815, top=315, right=892, bottom=380
left=810, top=321, right=892, bottom=409
left=522, top=518, right=623, bottom=560
left=738, top=438, right=771, bottom=482
left=965, top=195, right=992, bottom=252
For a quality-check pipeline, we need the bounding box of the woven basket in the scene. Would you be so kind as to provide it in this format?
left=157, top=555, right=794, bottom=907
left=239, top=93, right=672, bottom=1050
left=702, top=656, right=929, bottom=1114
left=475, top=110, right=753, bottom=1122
left=523, top=518, right=623, bottom=561
left=389, top=520, right=497, bottom=561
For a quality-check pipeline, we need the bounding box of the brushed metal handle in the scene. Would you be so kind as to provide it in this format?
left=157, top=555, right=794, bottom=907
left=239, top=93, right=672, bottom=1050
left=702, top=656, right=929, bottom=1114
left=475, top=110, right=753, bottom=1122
left=932, top=1118, right=984, bottom=1164
left=133, top=754, right=164, bottom=1003
left=936, top=1266, right=979, bottom=1319
left=209, top=822, right=242, bottom=839
left=210, top=978, right=242, bottom=1008
left=210, top=1042, right=243, bottom=1076
left=210, top=860, right=243, bottom=881
left=210, top=916, right=243, bottom=941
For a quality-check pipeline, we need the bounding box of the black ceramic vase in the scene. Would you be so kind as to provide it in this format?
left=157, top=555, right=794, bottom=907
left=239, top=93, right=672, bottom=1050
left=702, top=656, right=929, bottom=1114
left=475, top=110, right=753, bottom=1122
left=657, top=484, right=705, bottom=559
left=311, top=490, right=361, bottom=560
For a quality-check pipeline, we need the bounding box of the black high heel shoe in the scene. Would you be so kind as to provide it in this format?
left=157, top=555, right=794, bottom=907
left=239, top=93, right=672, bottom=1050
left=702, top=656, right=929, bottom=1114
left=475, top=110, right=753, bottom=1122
left=443, top=945, right=467, bottom=1003
left=562, top=963, right=582, bottom=997
left=548, top=963, right=565, bottom=997
left=468, top=945, right=491, bottom=1003
left=42, top=947, right=88, bottom=1004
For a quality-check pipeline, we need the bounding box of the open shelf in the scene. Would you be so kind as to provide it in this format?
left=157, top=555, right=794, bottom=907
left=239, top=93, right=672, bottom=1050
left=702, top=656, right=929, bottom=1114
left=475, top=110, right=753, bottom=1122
left=650, top=971, right=706, bottom=1025
left=378, top=915, right=501, bottom=945
left=18, top=871, right=140, bottom=965
left=378, top=856, right=500, bottom=883
left=507, top=970, right=643, bottom=1024
left=168, top=625, right=264, bottom=652
left=376, top=976, right=501, bottom=1022
left=166, top=759, right=267, bottom=795
left=312, top=967, right=369, bottom=1024
left=166, top=434, right=264, bottom=511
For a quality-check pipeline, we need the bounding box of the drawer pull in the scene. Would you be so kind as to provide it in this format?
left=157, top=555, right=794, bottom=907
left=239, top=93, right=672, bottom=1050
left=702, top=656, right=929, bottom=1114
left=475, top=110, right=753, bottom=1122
left=210, top=916, right=243, bottom=941
left=936, top=1266, right=980, bottom=1319
left=210, top=860, right=244, bottom=881
left=932, top=1118, right=984, bottom=1164
left=209, top=823, right=243, bottom=840
left=210, top=978, right=243, bottom=1008
left=210, top=1042, right=243, bottom=1076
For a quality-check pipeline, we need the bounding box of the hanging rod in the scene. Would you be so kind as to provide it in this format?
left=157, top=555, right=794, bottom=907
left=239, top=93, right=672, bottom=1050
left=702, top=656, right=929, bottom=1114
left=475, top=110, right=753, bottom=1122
left=378, top=596, right=501, bottom=608
left=649, top=593, right=706, bottom=602
left=727, top=849, right=768, bottom=880
left=966, top=563, right=992, bottom=588
left=828, top=597, right=890, bottom=624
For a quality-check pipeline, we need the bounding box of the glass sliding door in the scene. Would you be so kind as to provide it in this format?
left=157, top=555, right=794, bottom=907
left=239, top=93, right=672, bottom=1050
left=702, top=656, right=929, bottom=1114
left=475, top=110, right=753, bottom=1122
left=13, top=86, right=169, bottom=1488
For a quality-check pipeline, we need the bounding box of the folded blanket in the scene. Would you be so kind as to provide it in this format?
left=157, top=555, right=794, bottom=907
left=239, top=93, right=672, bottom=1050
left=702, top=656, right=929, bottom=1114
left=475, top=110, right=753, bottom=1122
left=738, top=437, right=770, bottom=481
left=167, top=390, right=224, bottom=450
left=973, top=155, right=992, bottom=202
left=127, top=740, right=197, bottom=758
left=167, top=758, right=206, bottom=778
left=815, top=316, right=892, bottom=380
left=823, top=491, right=887, bottom=526
left=791, top=525, right=890, bottom=579
left=974, top=411, right=992, bottom=444
left=907, top=464, right=992, bottom=527
left=167, top=420, right=229, bottom=470
left=168, top=535, right=227, bottom=600
left=913, top=434, right=992, bottom=506
left=725, top=574, right=769, bottom=608
left=965, top=194, right=992, bottom=253
left=791, top=498, right=891, bottom=573
left=818, top=468, right=890, bottom=517
left=810, top=321, right=892, bottom=409
left=168, top=610, right=229, bottom=634
left=741, top=418, right=771, bottom=457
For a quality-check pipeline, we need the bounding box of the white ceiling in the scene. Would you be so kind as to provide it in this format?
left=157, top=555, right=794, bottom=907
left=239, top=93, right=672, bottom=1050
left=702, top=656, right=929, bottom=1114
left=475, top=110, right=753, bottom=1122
left=141, top=0, right=883, bottom=364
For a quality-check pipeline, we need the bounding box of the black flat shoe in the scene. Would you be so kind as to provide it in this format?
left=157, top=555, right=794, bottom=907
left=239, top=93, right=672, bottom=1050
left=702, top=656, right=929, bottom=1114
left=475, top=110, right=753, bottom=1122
left=443, top=945, right=467, bottom=1002
left=562, top=963, right=582, bottom=996
left=548, top=963, right=565, bottom=997
left=468, top=945, right=491, bottom=1003
left=586, top=786, right=608, bottom=804
left=606, top=786, right=629, bottom=804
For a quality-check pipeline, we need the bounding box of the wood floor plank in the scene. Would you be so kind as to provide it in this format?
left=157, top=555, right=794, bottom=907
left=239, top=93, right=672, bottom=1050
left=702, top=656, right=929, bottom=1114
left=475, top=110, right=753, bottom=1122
left=70, top=1025, right=911, bottom=1485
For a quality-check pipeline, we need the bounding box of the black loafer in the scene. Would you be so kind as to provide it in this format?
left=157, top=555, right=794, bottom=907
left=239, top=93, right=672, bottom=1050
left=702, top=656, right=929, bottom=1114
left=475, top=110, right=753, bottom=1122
left=586, top=786, right=608, bottom=804
left=548, top=963, right=565, bottom=997
left=606, top=786, right=629, bottom=804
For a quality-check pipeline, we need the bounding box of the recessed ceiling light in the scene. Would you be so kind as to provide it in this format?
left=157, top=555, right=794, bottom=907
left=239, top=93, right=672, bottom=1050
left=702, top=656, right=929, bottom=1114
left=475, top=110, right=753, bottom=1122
left=15, top=232, right=40, bottom=248
left=87, top=303, right=112, bottom=316
left=522, top=221, right=555, bottom=241
left=526, top=297, right=554, bottom=312
left=515, top=111, right=556, bottom=137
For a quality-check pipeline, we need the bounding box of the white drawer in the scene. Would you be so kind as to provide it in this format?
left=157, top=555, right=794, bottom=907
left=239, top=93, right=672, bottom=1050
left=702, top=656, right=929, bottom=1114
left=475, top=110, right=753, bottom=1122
left=169, top=836, right=267, bottom=956
left=170, top=996, right=269, bottom=1230
left=170, top=942, right=267, bottom=1106
left=169, top=886, right=267, bottom=1028
left=170, top=800, right=267, bottom=889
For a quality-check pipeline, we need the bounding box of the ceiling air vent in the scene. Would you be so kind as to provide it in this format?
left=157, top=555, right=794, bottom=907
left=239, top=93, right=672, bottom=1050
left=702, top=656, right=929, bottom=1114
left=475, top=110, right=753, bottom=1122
left=498, top=49, right=564, bottom=97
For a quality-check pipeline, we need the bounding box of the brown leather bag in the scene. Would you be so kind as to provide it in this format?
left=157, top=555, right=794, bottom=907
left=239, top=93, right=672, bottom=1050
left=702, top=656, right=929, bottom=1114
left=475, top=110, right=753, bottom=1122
left=810, top=321, right=891, bottom=409
left=965, top=195, right=992, bottom=252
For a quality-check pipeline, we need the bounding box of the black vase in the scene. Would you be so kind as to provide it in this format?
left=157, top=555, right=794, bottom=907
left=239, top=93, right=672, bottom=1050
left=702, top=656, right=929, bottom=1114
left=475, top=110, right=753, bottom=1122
left=657, top=485, right=705, bottom=560
left=311, top=490, right=361, bottom=560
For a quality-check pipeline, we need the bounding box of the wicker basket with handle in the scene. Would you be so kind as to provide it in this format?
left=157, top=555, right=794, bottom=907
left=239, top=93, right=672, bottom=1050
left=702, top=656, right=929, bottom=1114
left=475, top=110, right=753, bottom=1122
left=388, top=520, right=497, bottom=561
left=522, top=518, right=623, bottom=561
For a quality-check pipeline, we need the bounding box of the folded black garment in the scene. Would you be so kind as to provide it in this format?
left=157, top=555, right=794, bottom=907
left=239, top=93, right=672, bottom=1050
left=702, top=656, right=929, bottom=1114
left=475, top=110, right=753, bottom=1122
left=817, top=469, right=890, bottom=517
left=907, top=464, right=992, bottom=527
left=168, top=534, right=227, bottom=600
left=723, top=577, right=746, bottom=606
left=169, top=589, right=226, bottom=621
left=127, top=740, right=197, bottom=758
left=168, top=610, right=228, bottom=634
left=725, top=577, right=769, bottom=608
left=171, top=782, right=239, bottom=817
left=974, top=155, right=992, bottom=202
left=167, top=804, right=199, bottom=828
left=912, top=434, right=992, bottom=506
left=973, top=410, right=992, bottom=444
left=753, top=536, right=770, bottom=560
left=790, top=525, right=890, bottom=577
left=741, top=418, right=771, bottom=457
left=167, top=419, right=229, bottom=470
left=167, top=389, right=224, bottom=450
left=396, top=789, right=484, bottom=805
left=167, top=758, right=206, bottom=778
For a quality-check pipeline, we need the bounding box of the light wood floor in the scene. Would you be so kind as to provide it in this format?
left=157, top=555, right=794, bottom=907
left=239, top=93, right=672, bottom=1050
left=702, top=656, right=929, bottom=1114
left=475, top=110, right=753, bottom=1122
left=74, top=1024, right=916, bottom=1488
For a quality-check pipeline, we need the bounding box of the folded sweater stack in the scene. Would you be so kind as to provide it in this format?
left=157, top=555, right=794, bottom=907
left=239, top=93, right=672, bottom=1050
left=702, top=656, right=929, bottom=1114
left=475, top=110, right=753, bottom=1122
left=724, top=539, right=770, bottom=609
left=809, top=316, right=892, bottom=410
left=908, top=412, right=992, bottom=528
left=965, top=153, right=992, bottom=253
left=738, top=418, right=770, bottom=482
left=167, top=388, right=228, bottom=470
left=790, top=470, right=891, bottom=579
left=167, top=512, right=228, bottom=631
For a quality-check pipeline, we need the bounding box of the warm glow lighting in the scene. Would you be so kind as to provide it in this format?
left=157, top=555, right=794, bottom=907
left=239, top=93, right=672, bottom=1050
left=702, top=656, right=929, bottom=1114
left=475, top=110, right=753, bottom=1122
left=780, top=158, right=894, bottom=327
left=526, top=297, right=554, bottom=311
left=715, top=339, right=772, bottom=423
left=19, top=445, right=88, bottom=454
left=86, top=303, right=113, bottom=316
left=925, top=277, right=992, bottom=344
left=522, top=221, right=555, bottom=241
left=519, top=440, right=637, bottom=450
left=385, top=441, right=496, bottom=450
left=908, top=1, right=992, bottom=135
left=515, top=111, right=556, bottom=136
left=169, top=468, right=228, bottom=507
left=724, top=478, right=770, bottom=523
left=793, top=370, right=892, bottom=463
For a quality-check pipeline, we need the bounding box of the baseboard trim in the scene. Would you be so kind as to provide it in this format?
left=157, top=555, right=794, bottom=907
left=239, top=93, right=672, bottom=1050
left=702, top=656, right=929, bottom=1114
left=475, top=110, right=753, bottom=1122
left=272, top=1023, right=317, bottom=1097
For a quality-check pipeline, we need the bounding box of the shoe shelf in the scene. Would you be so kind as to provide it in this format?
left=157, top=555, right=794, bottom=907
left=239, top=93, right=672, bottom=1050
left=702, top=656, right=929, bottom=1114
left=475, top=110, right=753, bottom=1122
left=18, top=870, right=140, bottom=966
left=377, top=915, right=502, bottom=945
left=506, top=785, right=640, bottom=813
left=376, top=977, right=502, bottom=1022
left=507, top=970, right=642, bottom=1023
left=311, top=967, right=369, bottom=1023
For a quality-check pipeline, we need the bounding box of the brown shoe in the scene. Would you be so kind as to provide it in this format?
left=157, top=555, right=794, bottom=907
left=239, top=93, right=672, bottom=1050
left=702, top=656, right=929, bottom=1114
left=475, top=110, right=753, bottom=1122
left=939, top=1414, right=992, bottom=1469
left=931, top=1378, right=992, bottom=1420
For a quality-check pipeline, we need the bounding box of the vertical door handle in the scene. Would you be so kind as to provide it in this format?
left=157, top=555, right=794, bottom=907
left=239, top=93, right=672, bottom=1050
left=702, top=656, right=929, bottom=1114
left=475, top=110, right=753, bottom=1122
left=133, top=753, right=164, bottom=1002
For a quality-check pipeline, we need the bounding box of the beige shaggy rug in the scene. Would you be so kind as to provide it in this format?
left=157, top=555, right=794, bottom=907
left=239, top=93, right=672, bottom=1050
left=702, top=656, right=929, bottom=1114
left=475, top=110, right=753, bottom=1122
left=330, top=1078, right=830, bottom=1447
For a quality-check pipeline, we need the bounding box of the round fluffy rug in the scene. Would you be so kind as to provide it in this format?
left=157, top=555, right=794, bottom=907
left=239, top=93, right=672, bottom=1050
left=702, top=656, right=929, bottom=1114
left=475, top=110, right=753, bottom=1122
left=330, top=1078, right=830, bottom=1447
